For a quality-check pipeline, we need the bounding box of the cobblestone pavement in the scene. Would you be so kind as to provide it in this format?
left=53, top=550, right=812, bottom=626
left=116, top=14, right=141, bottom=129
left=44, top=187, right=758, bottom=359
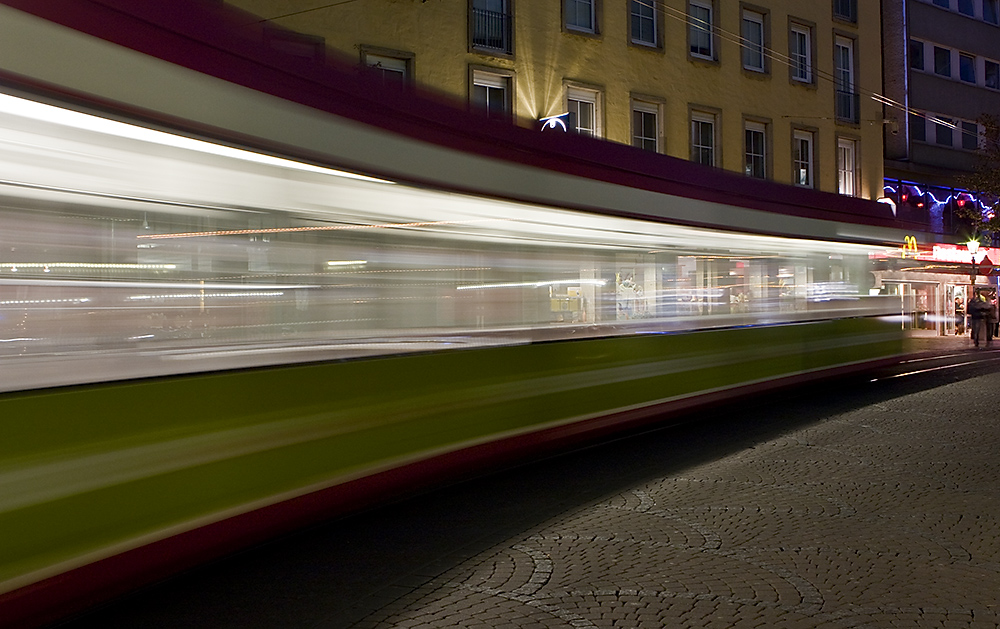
left=61, top=336, right=1000, bottom=629
left=348, top=340, right=1000, bottom=629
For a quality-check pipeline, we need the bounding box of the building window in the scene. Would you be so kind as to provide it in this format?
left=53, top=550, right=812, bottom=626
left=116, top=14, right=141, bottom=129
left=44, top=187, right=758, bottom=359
left=933, top=0, right=950, bottom=7
left=691, top=111, right=716, bottom=166
left=790, top=24, right=812, bottom=82
left=833, top=0, right=857, bottom=21
left=985, top=0, right=1000, bottom=24
left=910, top=112, right=926, bottom=142
left=936, top=118, right=954, bottom=146
left=472, top=0, right=512, bottom=54
left=362, top=52, right=411, bottom=85
left=472, top=70, right=511, bottom=118
left=960, top=53, right=976, bottom=83
left=837, top=138, right=857, bottom=196
left=566, top=0, right=595, bottom=32
left=962, top=121, right=980, bottom=150
left=744, top=121, right=766, bottom=179
left=986, top=59, right=1000, bottom=89
left=793, top=130, right=814, bottom=187
left=567, top=87, right=600, bottom=136
left=741, top=10, right=765, bottom=71
left=959, top=0, right=975, bottom=14
left=834, top=37, right=857, bottom=123
left=689, top=1, right=714, bottom=59
left=631, top=0, right=657, bottom=46
left=934, top=46, right=952, bottom=76
left=632, top=101, right=659, bottom=151
left=909, top=39, right=924, bottom=71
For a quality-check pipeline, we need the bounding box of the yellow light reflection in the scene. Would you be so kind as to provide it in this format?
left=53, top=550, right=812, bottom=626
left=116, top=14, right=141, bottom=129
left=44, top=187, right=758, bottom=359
left=138, top=218, right=503, bottom=240
left=128, top=292, right=284, bottom=300
left=0, top=262, right=176, bottom=270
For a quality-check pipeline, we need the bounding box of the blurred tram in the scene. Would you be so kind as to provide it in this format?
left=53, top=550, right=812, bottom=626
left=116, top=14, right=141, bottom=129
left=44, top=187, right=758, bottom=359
left=0, top=2, right=926, bottom=626
left=0, top=92, right=898, bottom=390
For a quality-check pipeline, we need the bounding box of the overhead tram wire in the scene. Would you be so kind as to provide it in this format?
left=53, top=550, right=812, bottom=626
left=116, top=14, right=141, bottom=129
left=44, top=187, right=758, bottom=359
left=648, top=0, right=969, bottom=135
left=250, top=0, right=366, bottom=24
left=639, top=0, right=974, bottom=138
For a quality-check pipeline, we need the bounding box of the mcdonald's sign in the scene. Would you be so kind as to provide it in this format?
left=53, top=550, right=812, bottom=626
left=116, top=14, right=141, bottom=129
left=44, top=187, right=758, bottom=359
left=902, top=235, right=918, bottom=257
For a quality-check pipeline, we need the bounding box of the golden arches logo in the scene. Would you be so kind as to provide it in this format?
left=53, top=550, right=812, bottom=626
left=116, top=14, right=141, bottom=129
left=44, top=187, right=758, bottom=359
left=902, top=235, right=918, bottom=257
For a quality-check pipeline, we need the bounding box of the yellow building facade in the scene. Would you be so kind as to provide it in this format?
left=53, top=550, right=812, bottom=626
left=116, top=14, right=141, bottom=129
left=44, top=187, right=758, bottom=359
left=226, top=0, right=884, bottom=199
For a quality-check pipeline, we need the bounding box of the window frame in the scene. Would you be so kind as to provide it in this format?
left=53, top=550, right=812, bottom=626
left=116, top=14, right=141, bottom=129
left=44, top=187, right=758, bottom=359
left=962, top=120, right=980, bottom=150
left=565, top=0, right=600, bottom=35
left=470, top=66, right=515, bottom=120
left=629, top=0, right=660, bottom=48
left=986, top=59, right=1000, bottom=89
left=264, top=26, right=326, bottom=63
left=566, top=85, right=602, bottom=137
left=985, top=0, right=1000, bottom=25
left=688, top=0, right=716, bottom=61
left=789, top=21, right=814, bottom=84
left=834, top=35, right=858, bottom=124
left=934, top=45, right=952, bottom=77
left=690, top=106, right=720, bottom=167
left=959, top=52, right=977, bottom=83
left=741, top=7, right=767, bottom=73
left=743, top=119, right=768, bottom=179
left=469, top=0, right=514, bottom=57
left=909, top=38, right=925, bottom=72
left=837, top=136, right=859, bottom=197
left=792, top=128, right=816, bottom=188
left=910, top=111, right=927, bottom=142
left=935, top=117, right=955, bottom=146
left=832, top=0, right=857, bottom=23
left=630, top=97, right=663, bottom=152
left=958, top=0, right=976, bottom=15
left=359, top=46, right=415, bottom=86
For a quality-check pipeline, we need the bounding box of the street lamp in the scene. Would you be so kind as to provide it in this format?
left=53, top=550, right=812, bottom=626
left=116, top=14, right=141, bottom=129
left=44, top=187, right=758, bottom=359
left=968, top=239, right=984, bottom=286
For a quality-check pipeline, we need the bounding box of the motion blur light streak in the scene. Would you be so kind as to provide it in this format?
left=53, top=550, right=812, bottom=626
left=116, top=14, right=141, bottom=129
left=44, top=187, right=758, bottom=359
left=136, top=219, right=505, bottom=240
left=0, top=263, right=177, bottom=270
left=0, top=298, right=90, bottom=305
left=871, top=357, right=999, bottom=381
left=326, top=260, right=367, bottom=267
left=457, top=279, right=609, bottom=290
left=127, top=292, right=285, bottom=300
left=0, top=87, right=901, bottom=396
left=0, top=92, right=392, bottom=184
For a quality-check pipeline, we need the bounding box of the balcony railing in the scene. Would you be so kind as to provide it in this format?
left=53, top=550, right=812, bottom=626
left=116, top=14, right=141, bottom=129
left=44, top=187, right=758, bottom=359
left=835, top=89, right=860, bottom=124
left=472, top=8, right=512, bottom=54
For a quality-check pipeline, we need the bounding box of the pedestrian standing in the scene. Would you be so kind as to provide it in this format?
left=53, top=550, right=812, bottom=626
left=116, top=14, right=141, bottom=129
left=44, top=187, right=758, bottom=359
left=968, top=288, right=991, bottom=348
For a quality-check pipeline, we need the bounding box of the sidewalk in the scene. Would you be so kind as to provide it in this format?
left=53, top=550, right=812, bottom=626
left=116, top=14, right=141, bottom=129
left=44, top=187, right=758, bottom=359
left=905, top=329, right=991, bottom=354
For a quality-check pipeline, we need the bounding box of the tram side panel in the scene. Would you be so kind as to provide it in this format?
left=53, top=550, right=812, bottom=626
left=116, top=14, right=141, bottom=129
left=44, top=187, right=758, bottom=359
left=0, top=316, right=902, bottom=627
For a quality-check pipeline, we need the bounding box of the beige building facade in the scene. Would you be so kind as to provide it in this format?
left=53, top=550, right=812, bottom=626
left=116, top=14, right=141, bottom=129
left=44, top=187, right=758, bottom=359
left=226, top=0, right=884, bottom=199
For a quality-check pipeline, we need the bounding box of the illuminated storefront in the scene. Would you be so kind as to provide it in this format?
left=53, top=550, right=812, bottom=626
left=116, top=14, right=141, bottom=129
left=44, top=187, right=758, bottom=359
left=871, top=239, right=999, bottom=335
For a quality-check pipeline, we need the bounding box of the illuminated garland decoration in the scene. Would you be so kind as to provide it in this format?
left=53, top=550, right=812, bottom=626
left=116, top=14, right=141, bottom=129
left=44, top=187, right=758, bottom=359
left=883, top=183, right=997, bottom=219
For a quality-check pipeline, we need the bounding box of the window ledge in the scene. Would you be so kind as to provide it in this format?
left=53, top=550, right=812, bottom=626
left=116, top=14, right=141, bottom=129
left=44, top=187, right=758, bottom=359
left=689, top=54, right=720, bottom=66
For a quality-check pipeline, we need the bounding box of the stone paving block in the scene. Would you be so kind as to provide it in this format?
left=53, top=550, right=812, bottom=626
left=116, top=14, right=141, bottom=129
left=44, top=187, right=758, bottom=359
left=340, top=366, right=1000, bottom=629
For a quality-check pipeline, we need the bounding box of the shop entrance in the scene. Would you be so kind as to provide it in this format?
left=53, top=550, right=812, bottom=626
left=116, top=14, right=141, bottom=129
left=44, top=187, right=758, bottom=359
left=884, top=282, right=939, bottom=333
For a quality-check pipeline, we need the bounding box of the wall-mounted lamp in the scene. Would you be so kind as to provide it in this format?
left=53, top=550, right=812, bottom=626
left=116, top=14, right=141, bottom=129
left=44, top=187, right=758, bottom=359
left=540, top=113, right=569, bottom=132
